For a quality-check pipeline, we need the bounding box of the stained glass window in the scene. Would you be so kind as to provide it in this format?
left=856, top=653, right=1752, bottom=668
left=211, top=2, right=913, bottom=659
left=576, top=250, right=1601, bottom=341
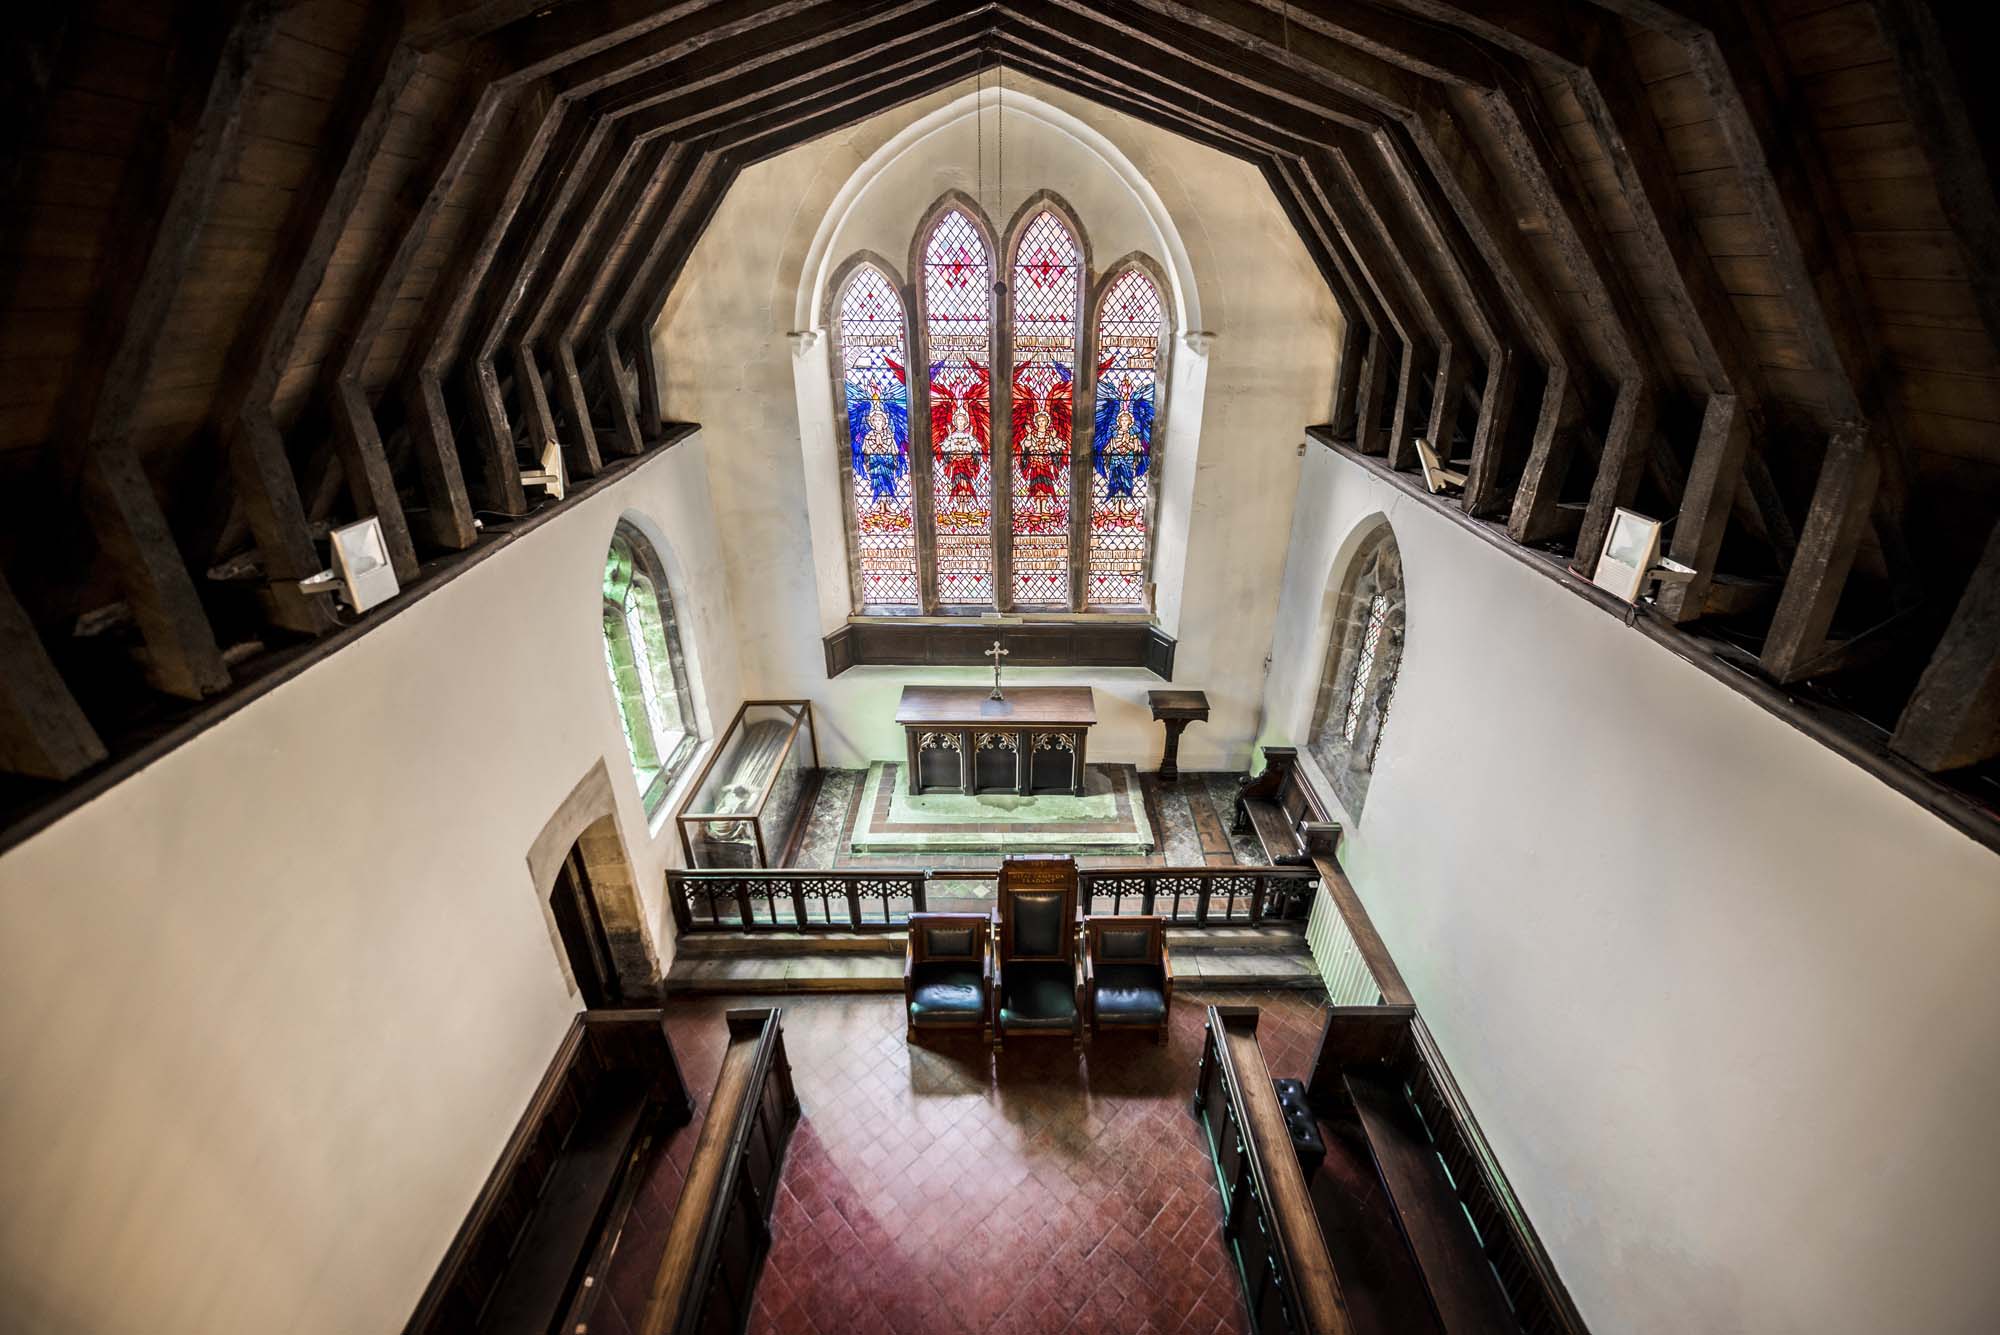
left=836, top=265, right=916, bottom=605
left=1088, top=268, right=1162, bottom=606
left=923, top=210, right=995, bottom=604
left=1009, top=211, right=1082, bottom=605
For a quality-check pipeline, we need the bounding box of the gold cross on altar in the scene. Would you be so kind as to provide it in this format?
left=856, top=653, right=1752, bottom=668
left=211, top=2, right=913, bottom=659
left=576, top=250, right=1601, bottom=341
left=985, top=638, right=1009, bottom=701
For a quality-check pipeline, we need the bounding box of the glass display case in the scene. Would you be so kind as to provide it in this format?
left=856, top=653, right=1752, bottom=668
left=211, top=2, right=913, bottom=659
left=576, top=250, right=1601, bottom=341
left=675, top=701, right=821, bottom=869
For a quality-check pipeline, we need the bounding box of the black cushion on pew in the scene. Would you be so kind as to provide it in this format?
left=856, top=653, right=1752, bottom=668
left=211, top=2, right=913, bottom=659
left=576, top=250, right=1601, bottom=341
left=476, top=1072, right=652, bottom=1335
left=1345, top=1072, right=1520, bottom=1335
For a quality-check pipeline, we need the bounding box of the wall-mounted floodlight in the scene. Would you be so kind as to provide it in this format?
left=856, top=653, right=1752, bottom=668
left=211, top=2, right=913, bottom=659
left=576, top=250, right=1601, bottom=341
left=1593, top=507, right=1697, bottom=605
left=297, top=516, right=400, bottom=613
left=1415, top=437, right=1467, bottom=495
left=520, top=439, right=566, bottom=501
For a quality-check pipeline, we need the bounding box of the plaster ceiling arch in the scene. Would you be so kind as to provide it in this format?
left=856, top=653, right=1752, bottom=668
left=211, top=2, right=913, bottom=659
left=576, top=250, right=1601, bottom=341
left=791, top=80, right=1205, bottom=339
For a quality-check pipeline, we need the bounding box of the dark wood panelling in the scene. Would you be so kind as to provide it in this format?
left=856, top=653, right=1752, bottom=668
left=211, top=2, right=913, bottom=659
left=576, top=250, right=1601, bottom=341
left=823, top=621, right=1174, bottom=679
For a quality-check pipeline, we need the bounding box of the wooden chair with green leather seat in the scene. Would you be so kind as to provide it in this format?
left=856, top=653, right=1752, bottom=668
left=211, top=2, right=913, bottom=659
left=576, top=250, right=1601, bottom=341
left=902, top=913, right=993, bottom=1043
left=1083, top=916, right=1173, bottom=1044
left=990, top=856, right=1084, bottom=1050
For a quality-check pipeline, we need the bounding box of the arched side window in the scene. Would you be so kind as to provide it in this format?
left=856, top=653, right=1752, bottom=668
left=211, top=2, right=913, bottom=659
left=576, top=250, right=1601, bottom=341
left=1089, top=267, right=1164, bottom=606
left=1308, top=523, right=1405, bottom=817
left=922, top=208, right=996, bottom=606
left=1008, top=209, right=1082, bottom=605
left=833, top=263, right=917, bottom=606
left=603, top=525, right=699, bottom=815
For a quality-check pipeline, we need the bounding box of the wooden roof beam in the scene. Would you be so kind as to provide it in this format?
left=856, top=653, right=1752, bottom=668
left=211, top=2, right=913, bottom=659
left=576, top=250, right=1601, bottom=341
left=30, top=2, right=277, bottom=676
left=0, top=571, right=105, bottom=781
left=1891, top=521, right=2000, bottom=773
left=215, top=10, right=423, bottom=621
left=480, top=2, right=972, bottom=473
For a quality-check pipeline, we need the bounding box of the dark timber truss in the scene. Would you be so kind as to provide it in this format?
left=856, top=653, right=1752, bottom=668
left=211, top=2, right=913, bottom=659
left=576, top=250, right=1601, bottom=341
left=1, top=0, right=1997, bottom=851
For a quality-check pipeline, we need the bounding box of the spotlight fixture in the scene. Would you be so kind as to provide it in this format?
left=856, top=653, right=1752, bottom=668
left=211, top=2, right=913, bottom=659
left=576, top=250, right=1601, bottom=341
left=297, top=516, right=400, bottom=613
left=1415, top=437, right=1466, bottom=495
left=520, top=439, right=567, bottom=501
left=1592, top=507, right=1696, bottom=604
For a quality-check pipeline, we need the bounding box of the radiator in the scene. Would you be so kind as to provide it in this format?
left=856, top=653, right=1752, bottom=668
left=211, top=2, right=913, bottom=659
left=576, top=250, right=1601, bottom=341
left=1305, top=884, right=1384, bottom=1006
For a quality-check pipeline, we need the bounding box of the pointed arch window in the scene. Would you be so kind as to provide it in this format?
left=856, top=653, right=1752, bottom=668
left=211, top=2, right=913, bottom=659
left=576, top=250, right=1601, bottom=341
left=923, top=209, right=996, bottom=605
left=832, top=196, right=1167, bottom=616
left=1310, top=523, right=1405, bottom=817
left=835, top=264, right=917, bottom=605
left=603, top=525, right=699, bottom=815
left=1008, top=210, right=1082, bottom=605
left=1089, top=268, right=1163, bottom=607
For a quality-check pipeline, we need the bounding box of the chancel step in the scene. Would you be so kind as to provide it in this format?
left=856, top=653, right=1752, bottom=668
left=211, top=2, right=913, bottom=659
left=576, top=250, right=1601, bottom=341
left=666, top=928, right=1322, bottom=996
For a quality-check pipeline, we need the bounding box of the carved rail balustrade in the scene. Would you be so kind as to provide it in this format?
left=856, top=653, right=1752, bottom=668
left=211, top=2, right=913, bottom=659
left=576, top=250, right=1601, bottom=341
left=667, top=866, right=1318, bottom=934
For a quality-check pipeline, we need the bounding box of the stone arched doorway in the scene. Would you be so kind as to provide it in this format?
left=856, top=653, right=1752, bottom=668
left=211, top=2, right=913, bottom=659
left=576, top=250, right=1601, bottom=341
left=527, top=759, right=661, bottom=1003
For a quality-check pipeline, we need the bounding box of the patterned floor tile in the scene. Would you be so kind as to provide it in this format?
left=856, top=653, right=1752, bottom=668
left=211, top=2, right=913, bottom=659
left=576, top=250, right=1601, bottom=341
left=592, top=989, right=1332, bottom=1335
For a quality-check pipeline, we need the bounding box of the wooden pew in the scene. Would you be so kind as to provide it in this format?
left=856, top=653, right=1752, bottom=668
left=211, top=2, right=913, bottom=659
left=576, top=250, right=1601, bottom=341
left=1233, top=748, right=1339, bottom=868
left=1195, top=1005, right=1353, bottom=1335
left=640, top=1008, right=799, bottom=1335
left=1307, top=1013, right=1587, bottom=1335
left=402, top=1010, right=693, bottom=1335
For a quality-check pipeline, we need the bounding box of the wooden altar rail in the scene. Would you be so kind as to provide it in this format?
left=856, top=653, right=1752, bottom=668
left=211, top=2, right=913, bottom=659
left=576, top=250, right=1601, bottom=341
left=1196, top=1006, right=1352, bottom=1335
left=640, top=1008, right=799, bottom=1335
left=667, top=865, right=1319, bottom=934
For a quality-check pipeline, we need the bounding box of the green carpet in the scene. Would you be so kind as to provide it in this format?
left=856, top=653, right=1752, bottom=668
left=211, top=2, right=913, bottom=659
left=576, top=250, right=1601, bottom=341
left=848, top=761, right=1155, bottom=854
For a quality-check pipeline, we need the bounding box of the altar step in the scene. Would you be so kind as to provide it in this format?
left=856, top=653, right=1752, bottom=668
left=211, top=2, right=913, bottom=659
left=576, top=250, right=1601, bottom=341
left=664, top=925, right=1324, bottom=996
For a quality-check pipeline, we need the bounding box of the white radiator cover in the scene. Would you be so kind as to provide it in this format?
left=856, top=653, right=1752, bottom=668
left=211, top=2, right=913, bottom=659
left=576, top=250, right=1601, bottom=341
left=1305, top=883, right=1384, bottom=1007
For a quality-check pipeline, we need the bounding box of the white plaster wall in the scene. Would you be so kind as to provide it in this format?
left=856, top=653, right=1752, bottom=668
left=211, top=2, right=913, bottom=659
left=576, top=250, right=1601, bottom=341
left=1260, top=445, right=2000, bottom=1335
left=654, top=75, right=1340, bottom=773
left=0, top=438, right=739, bottom=1335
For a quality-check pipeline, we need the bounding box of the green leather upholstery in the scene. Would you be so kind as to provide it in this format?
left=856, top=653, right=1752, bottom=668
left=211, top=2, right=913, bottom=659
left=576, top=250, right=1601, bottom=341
left=1011, top=892, right=1066, bottom=956
left=999, top=961, right=1077, bottom=1028
left=1097, top=927, right=1151, bottom=961
left=1092, top=963, right=1167, bottom=1024
left=909, top=964, right=985, bottom=1022
left=923, top=926, right=975, bottom=958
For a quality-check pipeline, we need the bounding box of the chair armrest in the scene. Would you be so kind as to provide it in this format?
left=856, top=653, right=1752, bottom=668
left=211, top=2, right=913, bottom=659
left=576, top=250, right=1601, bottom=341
left=1161, top=943, right=1173, bottom=1004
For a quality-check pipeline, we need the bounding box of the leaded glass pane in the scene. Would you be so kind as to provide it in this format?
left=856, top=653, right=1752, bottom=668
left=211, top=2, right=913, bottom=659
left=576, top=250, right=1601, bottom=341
left=1009, top=210, right=1081, bottom=605
left=601, top=527, right=699, bottom=815
left=837, top=265, right=917, bottom=604
left=1088, top=269, right=1162, bottom=606
left=923, top=210, right=995, bottom=604
left=1343, top=593, right=1390, bottom=744
left=626, top=581, right=686, bottom=756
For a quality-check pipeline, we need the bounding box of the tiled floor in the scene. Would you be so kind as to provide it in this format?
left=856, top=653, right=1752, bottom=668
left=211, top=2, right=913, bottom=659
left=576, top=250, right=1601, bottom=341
left=590, top=988, right=1332, bottom=1335
left=790, top=770, right=1268, bottom=873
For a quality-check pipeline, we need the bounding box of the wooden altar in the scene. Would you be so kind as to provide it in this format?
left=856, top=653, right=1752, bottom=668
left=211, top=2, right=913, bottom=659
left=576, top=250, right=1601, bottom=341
left=895, top=686, right=1095, bottom=796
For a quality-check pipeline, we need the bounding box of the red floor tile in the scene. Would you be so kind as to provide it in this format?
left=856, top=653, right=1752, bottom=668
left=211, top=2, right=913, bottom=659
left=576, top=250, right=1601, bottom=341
left=593, top=988, right=1329, bottom=1335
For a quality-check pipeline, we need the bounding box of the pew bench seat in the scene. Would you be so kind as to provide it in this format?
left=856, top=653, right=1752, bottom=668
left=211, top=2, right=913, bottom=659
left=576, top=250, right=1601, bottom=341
left=403, top=1012, right=692, bottom=1335
left=1344, top=1072, right=1519, bottom=1335
left=476, top=1073, right=654, bottom=1335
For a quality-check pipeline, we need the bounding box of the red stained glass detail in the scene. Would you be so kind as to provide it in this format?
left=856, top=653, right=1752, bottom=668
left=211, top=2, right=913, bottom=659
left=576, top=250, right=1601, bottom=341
left=1009, top=211, right=1081, bottom=605
left=924, top=211, right=995, bottom=604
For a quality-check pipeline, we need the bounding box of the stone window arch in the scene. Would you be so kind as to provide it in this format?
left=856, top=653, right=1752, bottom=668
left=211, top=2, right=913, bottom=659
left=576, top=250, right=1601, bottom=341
left=602, top=522, right=698, bottom=815
left=1309, top=520, right=1405, bottom=817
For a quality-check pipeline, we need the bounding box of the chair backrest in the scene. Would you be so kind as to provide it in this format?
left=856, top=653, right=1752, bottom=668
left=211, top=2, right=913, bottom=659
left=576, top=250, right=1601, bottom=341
left=996, top=855, right=1079, bottom=962
left=1086, top=916, right=1164, bottom=967
left=908, top=913, right=987, bottom=964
